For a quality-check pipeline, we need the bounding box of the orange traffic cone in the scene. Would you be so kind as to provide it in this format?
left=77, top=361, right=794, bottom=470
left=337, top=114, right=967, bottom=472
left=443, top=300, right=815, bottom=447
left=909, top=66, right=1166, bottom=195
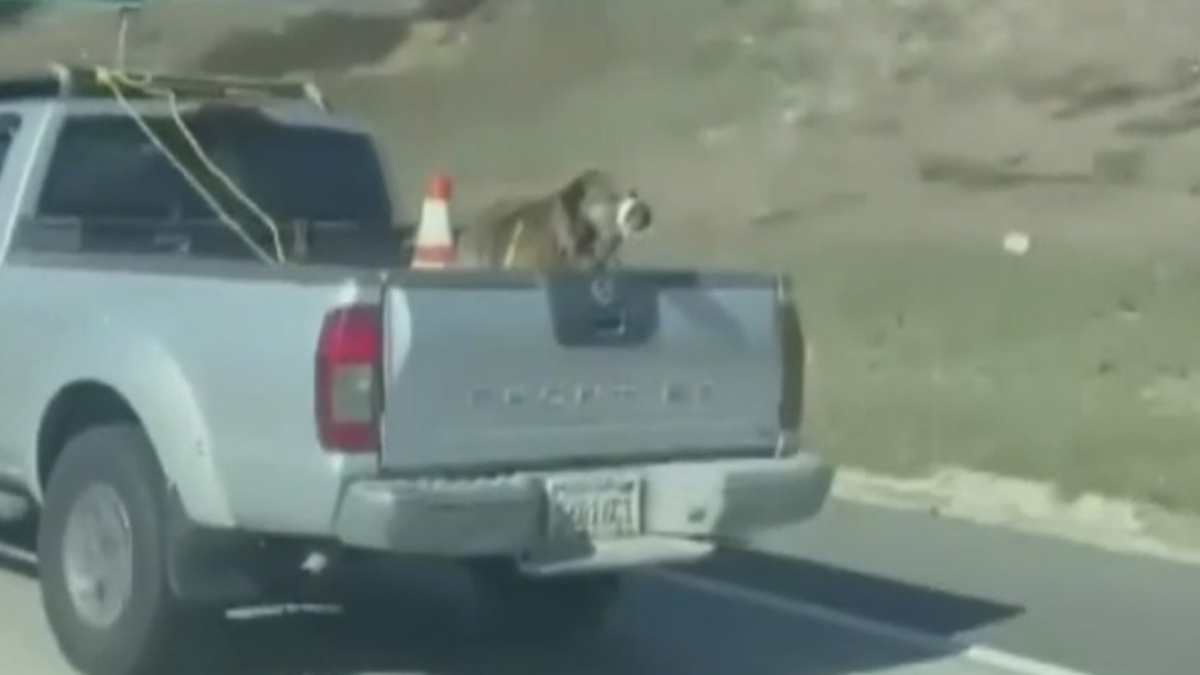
left=412, top=173, right=455, bottom=269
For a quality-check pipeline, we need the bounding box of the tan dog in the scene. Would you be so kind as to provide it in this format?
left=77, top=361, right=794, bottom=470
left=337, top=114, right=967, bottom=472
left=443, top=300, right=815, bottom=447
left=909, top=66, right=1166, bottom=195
left=454, top=169, right=653, bottom=271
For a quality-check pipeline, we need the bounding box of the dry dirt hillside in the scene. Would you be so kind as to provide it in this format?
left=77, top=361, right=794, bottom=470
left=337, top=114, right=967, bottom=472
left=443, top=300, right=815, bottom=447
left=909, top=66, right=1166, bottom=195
left=7, top=0, right=1200, bottom=233
left=5, top=0, right=1200, bottom=512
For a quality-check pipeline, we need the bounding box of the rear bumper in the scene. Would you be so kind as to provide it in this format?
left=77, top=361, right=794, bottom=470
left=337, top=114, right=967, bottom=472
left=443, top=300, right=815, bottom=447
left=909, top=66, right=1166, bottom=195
left=332, top=454, right=833, bottom=573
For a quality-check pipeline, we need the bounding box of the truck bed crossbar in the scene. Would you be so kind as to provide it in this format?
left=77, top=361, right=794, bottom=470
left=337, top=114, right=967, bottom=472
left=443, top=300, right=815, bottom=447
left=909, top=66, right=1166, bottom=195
left=0, top=63, right=328, bottom=110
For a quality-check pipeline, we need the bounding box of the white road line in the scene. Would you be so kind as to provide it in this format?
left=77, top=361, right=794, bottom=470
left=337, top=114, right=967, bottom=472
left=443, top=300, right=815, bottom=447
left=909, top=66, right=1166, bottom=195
left=651, top=570, right=1099, bottom=675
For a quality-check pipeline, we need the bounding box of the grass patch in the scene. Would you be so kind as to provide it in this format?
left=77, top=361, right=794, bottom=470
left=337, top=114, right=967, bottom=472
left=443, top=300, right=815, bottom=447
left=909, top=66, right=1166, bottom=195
left=781, top=231, right=1200, bottom=511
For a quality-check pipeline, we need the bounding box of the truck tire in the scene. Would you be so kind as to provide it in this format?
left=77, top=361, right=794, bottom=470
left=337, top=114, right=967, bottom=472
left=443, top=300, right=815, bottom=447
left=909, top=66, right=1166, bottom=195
left=37, top=423, right=216, bottom=675
left=469, top=561, right=620, bottom=640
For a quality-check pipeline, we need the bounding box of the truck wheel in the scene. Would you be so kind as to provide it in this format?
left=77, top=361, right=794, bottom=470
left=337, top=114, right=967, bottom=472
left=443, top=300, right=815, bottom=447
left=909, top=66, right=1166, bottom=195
left=470, top=561, right=620, bottom=640
left=37, top=423, right=215, bottom=675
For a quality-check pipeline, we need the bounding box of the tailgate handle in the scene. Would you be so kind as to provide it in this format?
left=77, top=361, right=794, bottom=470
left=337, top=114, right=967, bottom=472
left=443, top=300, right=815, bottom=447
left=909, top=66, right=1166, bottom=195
left=592, top=310, right=627, bottom=338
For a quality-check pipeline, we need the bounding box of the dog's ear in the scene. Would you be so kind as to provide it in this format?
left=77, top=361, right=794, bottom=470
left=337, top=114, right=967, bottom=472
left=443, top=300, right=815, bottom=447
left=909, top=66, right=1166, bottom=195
left=558, top=170, right=600, bottom=222
left=550, top=198, right=595, bottom=263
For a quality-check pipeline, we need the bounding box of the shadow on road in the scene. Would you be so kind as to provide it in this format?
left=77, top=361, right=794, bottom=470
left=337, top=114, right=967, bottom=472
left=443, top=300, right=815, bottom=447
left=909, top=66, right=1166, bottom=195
left=685, top=546, right=1025, bottom=637
left=0, top=523, right=1025, bottom=675
left=187, top=596, right=647, bottom=675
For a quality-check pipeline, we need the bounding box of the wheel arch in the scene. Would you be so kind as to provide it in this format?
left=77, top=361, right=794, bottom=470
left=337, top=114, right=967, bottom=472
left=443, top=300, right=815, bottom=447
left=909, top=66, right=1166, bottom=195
left=29, top=342, right=236, bottom=529
left=36, top=380, right=142, bottom=492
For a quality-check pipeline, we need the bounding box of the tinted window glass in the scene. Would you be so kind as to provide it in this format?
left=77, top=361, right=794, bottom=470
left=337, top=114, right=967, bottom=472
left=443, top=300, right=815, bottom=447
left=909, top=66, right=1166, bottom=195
left=0, top=118, right=18, bottom=165
left=0, top=114, right=23, bottom=183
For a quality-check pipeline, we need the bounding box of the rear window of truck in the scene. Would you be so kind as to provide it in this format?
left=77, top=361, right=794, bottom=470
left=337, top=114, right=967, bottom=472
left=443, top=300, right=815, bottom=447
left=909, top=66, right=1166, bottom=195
left=35, top=110, right=394, bottom=232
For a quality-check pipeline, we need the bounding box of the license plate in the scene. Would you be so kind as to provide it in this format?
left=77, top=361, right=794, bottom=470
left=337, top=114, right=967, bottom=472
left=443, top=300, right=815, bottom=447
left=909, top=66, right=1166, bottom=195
left=546, top=473, right=642, bottom=540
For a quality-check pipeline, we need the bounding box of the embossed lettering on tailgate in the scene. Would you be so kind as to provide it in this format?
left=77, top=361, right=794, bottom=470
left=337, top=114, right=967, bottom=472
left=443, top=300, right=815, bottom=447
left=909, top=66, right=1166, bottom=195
left=379, top=271, right=787, bottom=473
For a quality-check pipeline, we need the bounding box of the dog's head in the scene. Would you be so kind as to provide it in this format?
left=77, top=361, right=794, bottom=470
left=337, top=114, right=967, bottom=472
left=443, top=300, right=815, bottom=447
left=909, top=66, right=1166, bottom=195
left=560, top=169, right=654, bottom=245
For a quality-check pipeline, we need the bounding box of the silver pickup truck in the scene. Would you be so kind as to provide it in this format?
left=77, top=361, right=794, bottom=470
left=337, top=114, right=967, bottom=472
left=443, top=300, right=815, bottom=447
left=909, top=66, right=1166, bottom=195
left=0, top=65, right=833, bottom=675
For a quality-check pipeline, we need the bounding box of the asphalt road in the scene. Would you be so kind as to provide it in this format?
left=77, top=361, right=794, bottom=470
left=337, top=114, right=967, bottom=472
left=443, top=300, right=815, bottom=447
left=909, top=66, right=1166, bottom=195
left=702, top=499, right=1200, bottom=675
left=2, top=499, right=1197, bottom=675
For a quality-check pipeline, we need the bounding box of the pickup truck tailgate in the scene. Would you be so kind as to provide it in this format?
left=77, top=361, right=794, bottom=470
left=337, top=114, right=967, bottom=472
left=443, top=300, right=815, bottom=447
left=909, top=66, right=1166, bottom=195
left=380, top=271, right=788, bottom=473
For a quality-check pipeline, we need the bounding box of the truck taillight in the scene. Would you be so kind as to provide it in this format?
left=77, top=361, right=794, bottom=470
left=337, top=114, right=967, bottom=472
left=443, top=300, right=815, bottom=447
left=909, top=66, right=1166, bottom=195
left=775, top=275, right=804, bottom=450
left=315, top=304, right=381, bottom=454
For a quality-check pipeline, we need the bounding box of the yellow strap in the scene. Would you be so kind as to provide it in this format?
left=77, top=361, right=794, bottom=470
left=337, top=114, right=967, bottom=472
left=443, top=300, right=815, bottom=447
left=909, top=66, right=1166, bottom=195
left=94, top=66, right=285, bottom=265
left=502, top=219, right=525, bottom=268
